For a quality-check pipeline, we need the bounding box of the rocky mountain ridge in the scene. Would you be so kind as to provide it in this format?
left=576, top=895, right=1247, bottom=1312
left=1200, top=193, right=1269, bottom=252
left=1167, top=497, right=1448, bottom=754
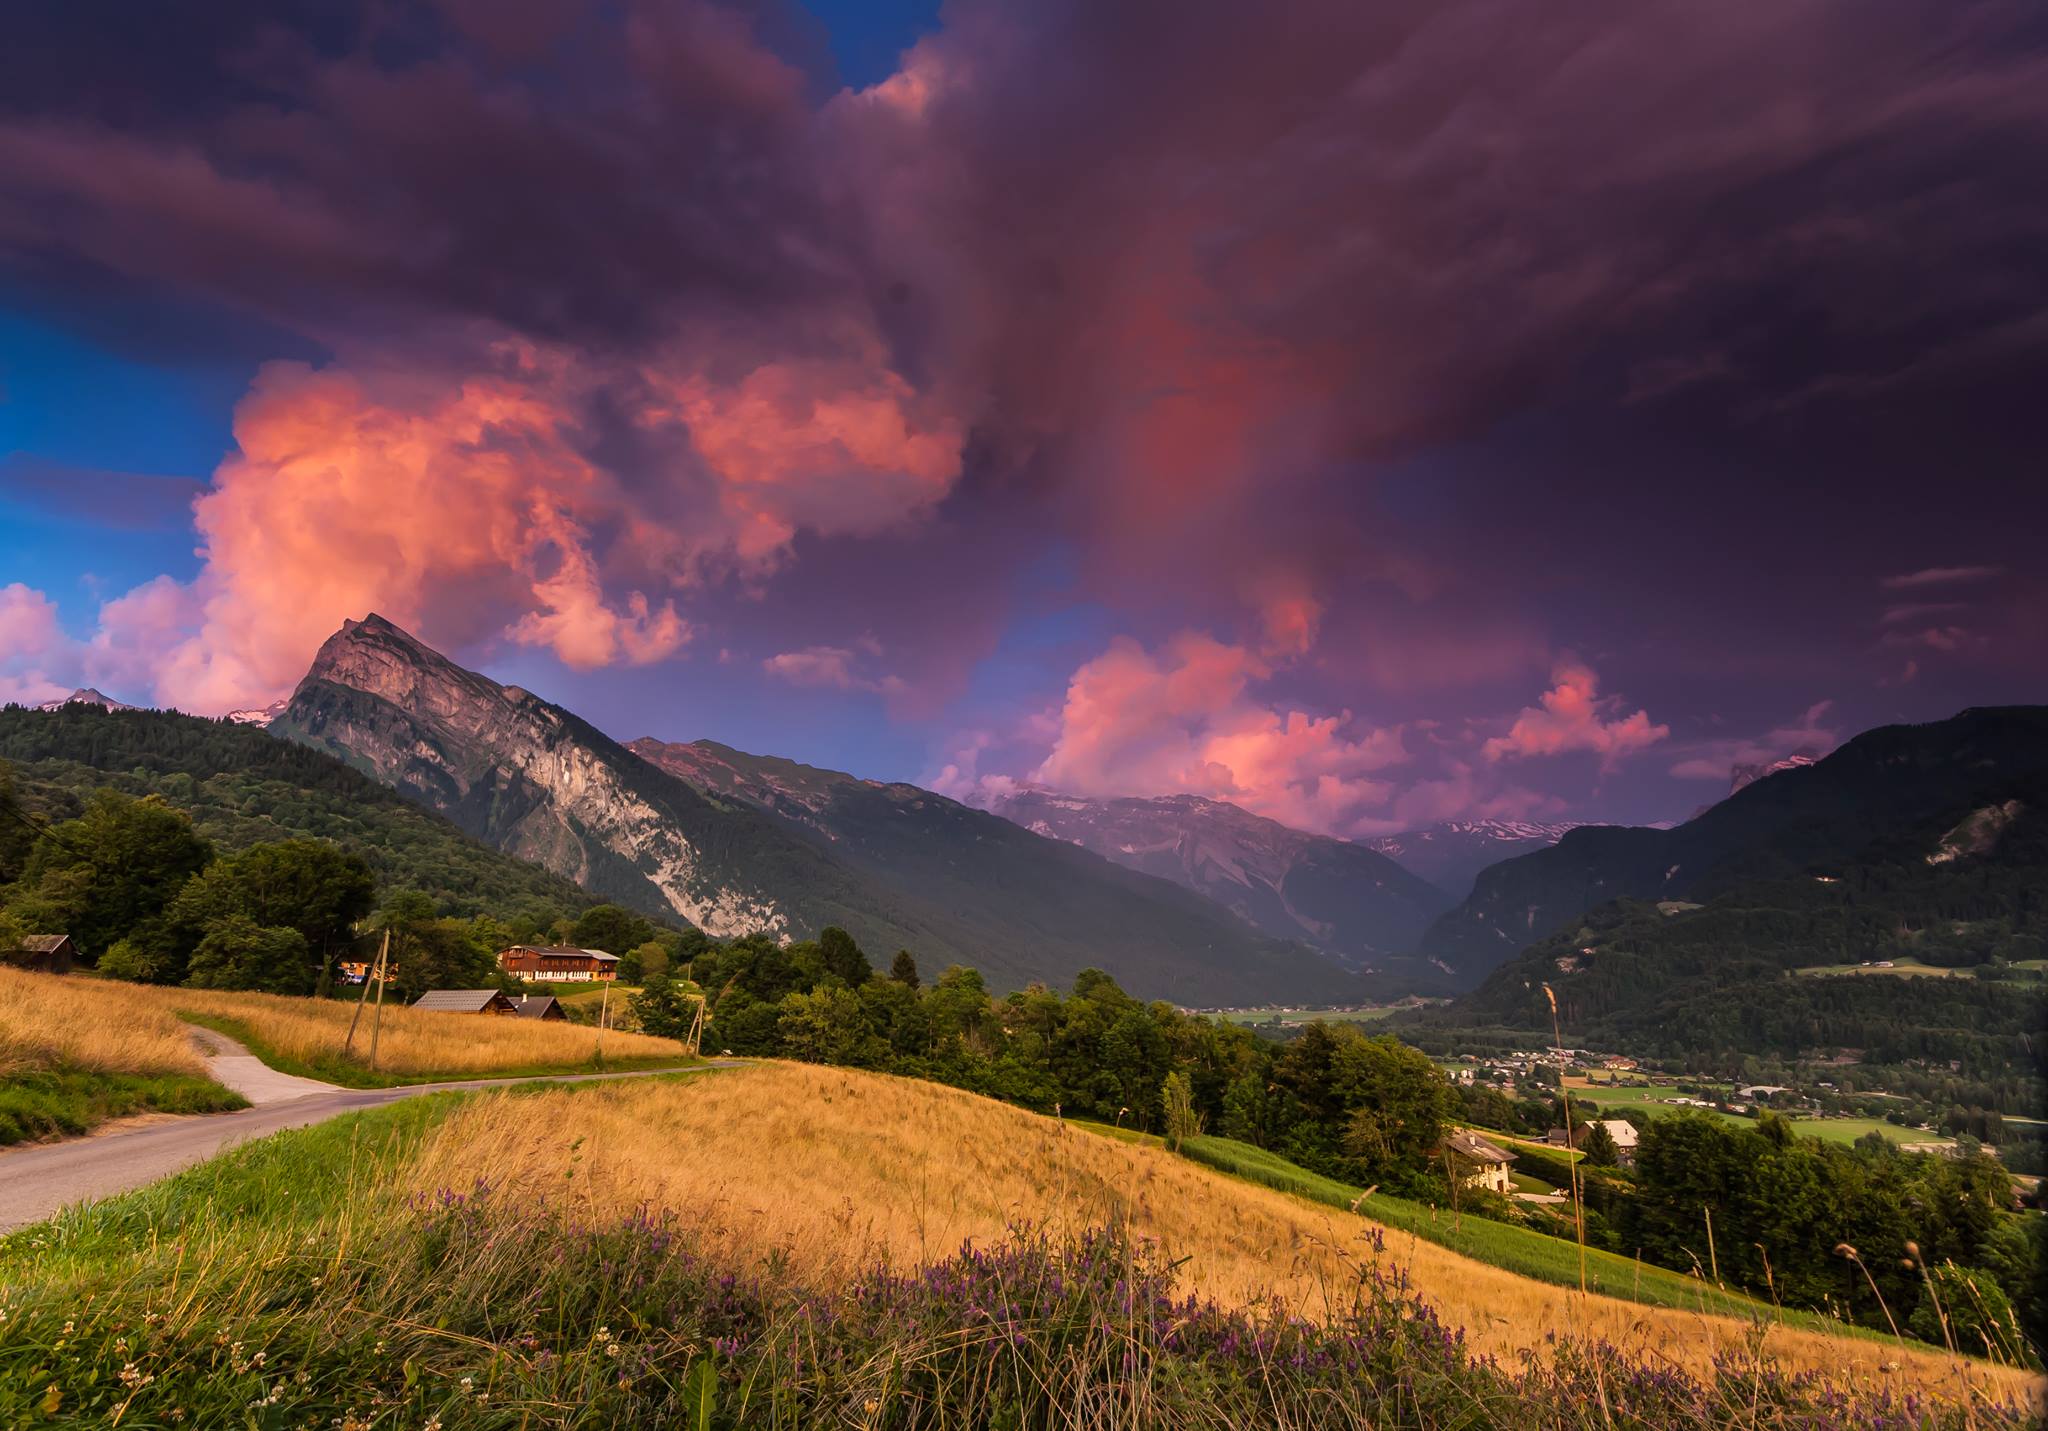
left=978, top=787, right=1453, bottom=979
left=269, top=616, right=1367, bottom=1002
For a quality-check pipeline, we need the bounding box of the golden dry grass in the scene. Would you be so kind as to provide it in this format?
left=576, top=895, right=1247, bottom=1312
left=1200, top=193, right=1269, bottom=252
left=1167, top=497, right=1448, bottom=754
left=410, top=1061, right=2045, bottom=1410
left=0, top=971, right=688, bottom=1080
left=0, top=966, right=207, bottom=1078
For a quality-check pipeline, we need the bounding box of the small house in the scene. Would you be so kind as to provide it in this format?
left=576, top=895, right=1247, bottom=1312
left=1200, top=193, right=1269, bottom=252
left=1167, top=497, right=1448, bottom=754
left=510, top=993, right=568, bottom=1021
left=412, top=989, right=519, bottom=1015
left=1, top=933, right=75, bottom=974
left=1444, top=1129, right=1518, bottom=1194
left=497, top=945, right=620, bottom=983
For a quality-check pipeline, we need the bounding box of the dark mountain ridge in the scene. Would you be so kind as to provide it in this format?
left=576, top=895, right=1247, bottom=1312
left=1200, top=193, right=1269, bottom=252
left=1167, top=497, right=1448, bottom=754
left=1418, top=706, right=2048, bottom=981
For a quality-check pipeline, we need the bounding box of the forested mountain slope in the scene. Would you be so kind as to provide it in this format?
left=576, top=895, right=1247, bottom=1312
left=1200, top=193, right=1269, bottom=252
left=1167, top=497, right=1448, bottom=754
left=0, top=703, right=598, bottom=918
left=1416, top=771, right=2048, bottom=1079
left=1419, top=706, right=2048, bottom=978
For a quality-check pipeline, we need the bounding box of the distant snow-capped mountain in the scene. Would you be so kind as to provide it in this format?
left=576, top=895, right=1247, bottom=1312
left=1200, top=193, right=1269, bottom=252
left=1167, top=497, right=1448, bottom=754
left=225, top=699, right=290, bottom=727
left=33, top=687, right=137, bottom=713
left=1729, top=751, right=1819, bottom=796
left=981, top=788, right=1454, bottom=976
left=1363, top=820, right=1581, bottom=898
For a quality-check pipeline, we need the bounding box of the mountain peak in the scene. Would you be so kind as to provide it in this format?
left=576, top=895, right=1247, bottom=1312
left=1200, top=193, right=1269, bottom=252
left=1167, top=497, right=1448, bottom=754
left=34, top=687, right=137, bottom=713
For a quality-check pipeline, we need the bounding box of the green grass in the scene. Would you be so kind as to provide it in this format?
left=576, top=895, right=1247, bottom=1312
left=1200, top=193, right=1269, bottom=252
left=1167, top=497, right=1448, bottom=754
left=1210, top=1006, right=1400, bottom=1027
left=177, top=1011, right=701, bottom=1089
left=1073, top=1124, right=1897, bottom=1338
left=1785, top=1117, right=1952, bottom=1148
left=0, top=1067, right=247, bottom=1145
left=9, top=1083, right=2005, bottom=1431
left=1793, top=959, right=1967, bottom=979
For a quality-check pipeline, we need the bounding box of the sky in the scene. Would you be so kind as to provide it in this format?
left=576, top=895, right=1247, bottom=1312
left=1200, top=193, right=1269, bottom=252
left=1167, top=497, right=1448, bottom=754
left=2, top=0, right=2045, bottom=837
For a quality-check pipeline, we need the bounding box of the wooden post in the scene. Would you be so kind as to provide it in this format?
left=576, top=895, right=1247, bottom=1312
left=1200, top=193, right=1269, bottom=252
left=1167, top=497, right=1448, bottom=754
left=368, top=938, right=391, bottom=1068
left=343, top=928, right=389, bottom=1058
left=596, top=979, right=609, bottom=1064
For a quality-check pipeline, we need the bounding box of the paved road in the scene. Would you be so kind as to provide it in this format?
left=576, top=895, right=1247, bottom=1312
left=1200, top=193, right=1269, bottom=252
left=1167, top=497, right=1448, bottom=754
left=0, top=1032, right=733, bottom=1233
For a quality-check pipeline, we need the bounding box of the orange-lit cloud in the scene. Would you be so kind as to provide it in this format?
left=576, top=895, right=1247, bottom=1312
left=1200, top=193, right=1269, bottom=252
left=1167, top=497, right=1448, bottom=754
left=64, top=339, right=964, bottom=712
left=1480, top=662, right=1669, bottom=767
left=1029, top=630, right=1408, bottom=836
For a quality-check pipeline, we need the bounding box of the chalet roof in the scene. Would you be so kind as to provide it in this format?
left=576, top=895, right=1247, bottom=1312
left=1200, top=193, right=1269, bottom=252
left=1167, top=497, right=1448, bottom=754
left=510, top=995, right=564, bottom=1019
left=412, top=989, right=513, bottom=1013
left=502, top=945, right=619, bottom=962
left=14, top=934, right=71, bottom=954
left=1445, top=1129, right=1517, bottom=1165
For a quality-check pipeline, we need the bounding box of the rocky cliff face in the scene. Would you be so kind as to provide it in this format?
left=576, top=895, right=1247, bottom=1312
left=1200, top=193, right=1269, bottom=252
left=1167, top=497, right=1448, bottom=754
left=981, top=788, right=1453, bottom=977
left=273, top=615, right=792, bottom=937
left=269, top=616, right=1367, bottom=1003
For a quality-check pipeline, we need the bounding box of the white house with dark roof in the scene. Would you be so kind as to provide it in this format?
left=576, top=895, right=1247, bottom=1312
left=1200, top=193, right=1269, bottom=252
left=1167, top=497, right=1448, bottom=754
left=1444, top=1129, right=1518, bottom=1194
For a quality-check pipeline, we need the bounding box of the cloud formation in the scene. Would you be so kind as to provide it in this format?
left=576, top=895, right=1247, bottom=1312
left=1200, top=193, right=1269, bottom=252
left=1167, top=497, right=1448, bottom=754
left=1481, top=664, right=1669, bottom=768
left=762, top=639, right=903, bottom=694
left=2, top=0, right=2045, bottom=825
left=1025, top=631, right=1408, bottom=836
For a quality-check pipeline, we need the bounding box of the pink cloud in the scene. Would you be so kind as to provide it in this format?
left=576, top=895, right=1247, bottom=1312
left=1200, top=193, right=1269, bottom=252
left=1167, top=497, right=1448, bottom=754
left=761, top=642, right=904, bottom=694
left=1028, top=631, right=1408, bottom=836
left=0, top=584, right=77, bottom=706
left=1880, top=565, right=2004, bottom=590
left=1481, top=662, right=1669, bottom=768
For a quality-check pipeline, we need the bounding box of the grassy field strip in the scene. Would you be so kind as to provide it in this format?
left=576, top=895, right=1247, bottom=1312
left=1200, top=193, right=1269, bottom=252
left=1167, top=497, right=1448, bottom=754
left=1209, top=1006, right=1399, bottom=1026
left=3, top=972, right=697, bottom=1088
left=1794, top=959, right=1968, bottom=978
left=4, top=1073, right=2027, bottom=1429
left=0, top=967, right=249, bottom=1143
left=1569, top=1074, right=1957, bottom=1146
left=1074, top=1121, right=1807, bottom=1326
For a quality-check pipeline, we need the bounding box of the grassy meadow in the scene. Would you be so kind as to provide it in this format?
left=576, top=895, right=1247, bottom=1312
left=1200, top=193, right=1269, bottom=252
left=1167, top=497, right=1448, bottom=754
left=0, top=968, right=245, bottom=1142
left=0, top=969, right=696, bottom=1112
left=406, top=1062, right=2030, bottom=1397
left=1210, top=1005, right=1400, bottom=1027
left=1567, top=1073, right=1956, bottom=1146
left=2, top=1063, right=2034, bottom=1429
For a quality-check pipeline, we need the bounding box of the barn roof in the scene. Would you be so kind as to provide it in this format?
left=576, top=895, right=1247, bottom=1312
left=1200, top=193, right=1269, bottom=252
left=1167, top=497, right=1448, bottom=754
left=510, top=995, right=564, bottom=1019
left=412, top=989, right=512, bottom=1013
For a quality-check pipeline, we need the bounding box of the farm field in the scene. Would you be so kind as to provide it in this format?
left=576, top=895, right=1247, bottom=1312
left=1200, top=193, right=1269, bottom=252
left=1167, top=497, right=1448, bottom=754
left=1786, top=1117, right=1954, bottom=1148
left=1209, top=1005, right=1400, bottom=1027
left=1793, top=958, right=1969, bottom=978
left=0, top=969, right=695, bottom=1095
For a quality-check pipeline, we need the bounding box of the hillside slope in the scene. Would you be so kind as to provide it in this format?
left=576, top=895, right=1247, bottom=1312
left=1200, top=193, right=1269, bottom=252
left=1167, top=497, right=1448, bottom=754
left=1419, top=706, right=2048, bottom=978
left=631, top=738, right=1370, bottom=1001
left=275, top=616, right=1361, bottom=1003
left=977, top=788, right=1452, bottom=977
left=1423, top=777, right=2048, bottom=1075
left=0, top=702, right=597, bottom=918
left=412, top=1061, right=2007, bottom=1396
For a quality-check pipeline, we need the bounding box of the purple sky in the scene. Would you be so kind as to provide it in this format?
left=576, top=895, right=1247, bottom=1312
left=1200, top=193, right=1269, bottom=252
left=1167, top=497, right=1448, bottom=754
left=3, top=0, right=2045, bottom=835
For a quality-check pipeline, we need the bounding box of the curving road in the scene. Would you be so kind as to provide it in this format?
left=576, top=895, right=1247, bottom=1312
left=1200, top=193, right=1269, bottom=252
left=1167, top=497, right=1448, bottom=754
left=0, top=1030, right=732, bottom=1233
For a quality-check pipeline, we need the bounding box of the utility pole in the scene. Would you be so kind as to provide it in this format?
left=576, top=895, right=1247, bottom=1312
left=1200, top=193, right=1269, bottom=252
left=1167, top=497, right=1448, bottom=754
left=596, top=979, right=610, bottom=1064
left=368, top=935, right=392, bottom=1068
left=343, top=928, right=389, bottom=1058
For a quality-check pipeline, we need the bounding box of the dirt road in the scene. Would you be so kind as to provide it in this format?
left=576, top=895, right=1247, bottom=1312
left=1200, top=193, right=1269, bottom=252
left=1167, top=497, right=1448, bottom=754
left=0, top=1030, right=730, bottom=1233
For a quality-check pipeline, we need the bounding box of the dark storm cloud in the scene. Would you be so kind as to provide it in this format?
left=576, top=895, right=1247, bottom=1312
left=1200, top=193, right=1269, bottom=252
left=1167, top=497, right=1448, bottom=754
left=3, top=0, right=2045, bottom=820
